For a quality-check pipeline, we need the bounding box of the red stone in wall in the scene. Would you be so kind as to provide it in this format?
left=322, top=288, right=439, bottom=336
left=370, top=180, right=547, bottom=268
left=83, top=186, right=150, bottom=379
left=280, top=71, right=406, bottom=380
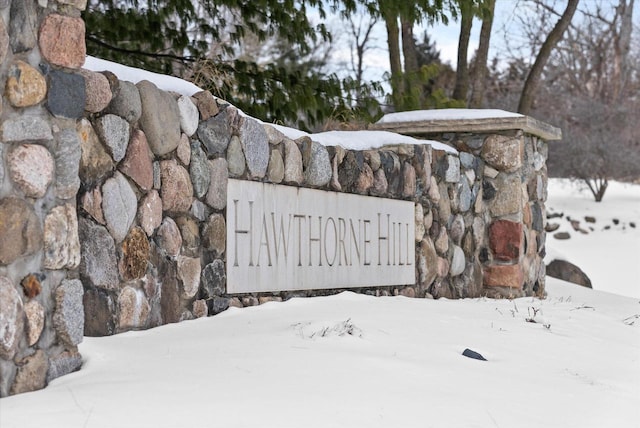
left=489, top=220, right=523, bottom=261
left=483, top=264, right=524, bottom=288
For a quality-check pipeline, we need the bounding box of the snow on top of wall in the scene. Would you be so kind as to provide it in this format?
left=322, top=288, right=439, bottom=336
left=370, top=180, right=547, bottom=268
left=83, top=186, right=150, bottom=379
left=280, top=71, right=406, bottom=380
left=377, top=109, right=523, bottom=124
left=83, top=56, right=456, bottom=154
left=84, top=56, right=202, bottom=96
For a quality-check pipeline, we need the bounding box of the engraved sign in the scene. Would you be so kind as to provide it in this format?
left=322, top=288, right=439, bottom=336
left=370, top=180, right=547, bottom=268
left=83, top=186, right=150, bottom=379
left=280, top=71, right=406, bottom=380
left=226, top=179, right=415, bottom=293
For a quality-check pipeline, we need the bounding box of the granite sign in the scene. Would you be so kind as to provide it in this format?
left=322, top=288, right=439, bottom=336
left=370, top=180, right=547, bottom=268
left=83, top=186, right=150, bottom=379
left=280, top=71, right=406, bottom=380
left=226, top=179, right=415, bottom=293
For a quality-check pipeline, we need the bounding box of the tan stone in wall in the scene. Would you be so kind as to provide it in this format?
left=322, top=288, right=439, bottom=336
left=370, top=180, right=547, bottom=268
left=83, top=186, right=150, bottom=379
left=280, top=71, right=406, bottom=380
left=483, top=264, right=524, bottom=288
left=39, top=14, right=86, bottom=69
left=5, top=61, right=47, bottom=107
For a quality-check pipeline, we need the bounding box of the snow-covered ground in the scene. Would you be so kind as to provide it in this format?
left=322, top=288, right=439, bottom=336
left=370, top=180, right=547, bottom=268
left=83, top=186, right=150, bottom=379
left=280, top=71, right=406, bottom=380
left=1, top=180, right=639, bottom=428
left=545, top=179, right=640, bottom=299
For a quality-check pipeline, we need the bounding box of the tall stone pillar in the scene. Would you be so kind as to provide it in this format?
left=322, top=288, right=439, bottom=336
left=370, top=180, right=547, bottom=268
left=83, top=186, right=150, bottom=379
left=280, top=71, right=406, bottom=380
left=0, top=0, right=87, bottom=396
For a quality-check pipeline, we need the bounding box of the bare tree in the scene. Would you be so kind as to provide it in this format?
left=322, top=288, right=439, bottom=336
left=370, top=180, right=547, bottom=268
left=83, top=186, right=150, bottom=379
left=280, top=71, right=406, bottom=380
left=517, top=0, right=579, bottom=114
left=453, top=0, right=474, bottom=101
left=469, top=0, right=495, bottom=107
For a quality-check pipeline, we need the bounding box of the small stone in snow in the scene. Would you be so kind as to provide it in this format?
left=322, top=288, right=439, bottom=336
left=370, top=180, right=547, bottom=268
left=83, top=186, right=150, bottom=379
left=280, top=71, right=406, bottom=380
left=462, top=348, right=487, bottom=361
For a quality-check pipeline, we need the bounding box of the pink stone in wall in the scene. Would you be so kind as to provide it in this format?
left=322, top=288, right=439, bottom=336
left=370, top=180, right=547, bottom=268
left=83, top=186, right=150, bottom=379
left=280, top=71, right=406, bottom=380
left=119, top=130, right=154, bottom=191
left=39, top=14, right=86, bottom=69
left=138, top=190, right=163, bottom=237
left=8, top=144, right=54, bottom=198
left=79, top=69, right=112, bottom=113
left=489, top=220, right=523, bottom=261
left=160, top=159, right=193, bottom=213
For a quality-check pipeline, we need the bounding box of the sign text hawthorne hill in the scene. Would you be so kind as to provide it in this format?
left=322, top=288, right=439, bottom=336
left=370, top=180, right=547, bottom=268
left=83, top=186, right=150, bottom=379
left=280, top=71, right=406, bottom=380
left=226, top=180, right=415, bottom=293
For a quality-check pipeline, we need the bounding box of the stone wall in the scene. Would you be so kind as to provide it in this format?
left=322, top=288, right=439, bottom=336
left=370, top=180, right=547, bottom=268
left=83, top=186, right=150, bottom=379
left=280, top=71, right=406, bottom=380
left=0, top=0, right=557, bottom=397
left=0, top=1, right=87, bottom=397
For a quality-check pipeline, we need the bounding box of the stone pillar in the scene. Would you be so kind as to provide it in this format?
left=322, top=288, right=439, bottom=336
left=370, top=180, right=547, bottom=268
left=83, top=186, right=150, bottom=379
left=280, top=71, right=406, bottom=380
left=0, top=1, right=86, bottom=397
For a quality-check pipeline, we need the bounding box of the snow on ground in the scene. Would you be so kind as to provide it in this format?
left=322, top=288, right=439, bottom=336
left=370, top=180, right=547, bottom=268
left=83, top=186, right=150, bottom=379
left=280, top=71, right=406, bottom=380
left=545, top=179, right=640, bottom=299
left=377, top=109, right=524, bottom=124
left=1, top=279, right=638, bottom=428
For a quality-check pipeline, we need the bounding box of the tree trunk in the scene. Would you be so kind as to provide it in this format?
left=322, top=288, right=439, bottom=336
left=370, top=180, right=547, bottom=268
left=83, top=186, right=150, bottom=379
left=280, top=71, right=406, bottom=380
left=469, top=0, right=495, bottom=108
left=452, top=0, right=473, bottom=102
left=585, top=177, right=608, bottom=202
left=401, top=16, right=419, bottom=109
left=518, top=0, right=580, bottom=115
left=612, top=0, right=634, bottom=100
left=384, top=10, right=404, bottom=109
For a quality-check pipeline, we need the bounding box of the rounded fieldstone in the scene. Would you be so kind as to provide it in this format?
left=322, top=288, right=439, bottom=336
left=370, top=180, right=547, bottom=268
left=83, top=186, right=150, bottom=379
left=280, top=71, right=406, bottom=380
left=192, top=299, right=208, bottom=318
left=137, top=80, right=181, bottom=156
left=203, top=213, right=226, bottom=255
left=459, top=179, right=473, bottom=212
left=284, top=139, right=303, bottom=184
left=450, top=245, right=466, bottom=276
left=190, top=143, right=211, bottom=199
left=102, top=172, right=137, bottom=243
left=371, top=168, right=388, bottom=196
left=79, top=69, right=112, bottom=113
left=9, top=0, right=37, bottom=54
left=120, top=227, right=150, bottom=280
left=119, top=129, right=153, bottom=191
left=138, top=190, right=163, bottom=237
left=450, top=215, right=465, bottom=246
left=197, top=110, right=231, bottom=156
left=5, top=60, right=47, bottom=107
left=54, top=279, right=84, bottom=347
left=402, top=163, right=416, bottom=197
left=80, top=187, right=106, bottom=225
left=268, top=150, right=285, bottom=183
left=177, top=134, right=191, bottom=165
left=201, top=259, right=226, bottom=297
left=53, top=129, right=82, bottom=200
left=435, top=227, right=449, bottom=255
left=304, top=141, right=331, bottom=187
left=175, top=216, right=200, bottom=257
left=0, top=198, right=43, bottom=265
left=206, top=158, right=228, bottom=210
left=39, top=14, right=86, bottom=68
left=0, top=276, right=24, bottom=360
left=43, top=203, right=81, bottom=270
left=482, top=135, right=522, bottom=172
left=227, top=135, right=246, bottom=177
left=155, top=217, right=182, bottom=258
left=117, top=286, right=150, bottom=331
left=415, top=204, right=425, bottom=241
left=192, top=91, right=219, bottom=120
left=94, top=114, right=130, bottom=162
left=106, top=80, right=142, bottom=123
left=161, top=159, right=193, bottom=213
left=8, top=144, right=54, bottom=198
left=47, top=70, right=86, bottom=118
left=240, top=117, right=269, bottom=178
left=177, top=95, right=199, bottom=136
left=77, top=118, right=113, bottom=185
left=177, top=256, right=201, bottom=299
left=10, top=350, right=47, bottom=395
left=490, top=173, right=522, bottom=217
left=264, top=124, right=286, bottom=145
left=190, top=199, right=211, bottom=222
left=24, top=300, right=45, bottom=346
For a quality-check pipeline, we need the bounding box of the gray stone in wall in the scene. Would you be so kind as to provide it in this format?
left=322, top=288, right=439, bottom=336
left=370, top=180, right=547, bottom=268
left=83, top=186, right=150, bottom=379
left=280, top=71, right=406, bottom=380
left=459, top=178, right=473, bottom=212
left=43, top=203, right=80, bottom=270
left=240, top=117, right=269, bottom=178
left=177, top=95, right=199, bottom=137
left=47, top=70, right=86, bottom=119
left=338, top=151, right=364, bottom=192
left=0, top=276, right=23, bottom=360
left=481, top=135, right=522, bottom=172
left=2, top=116, right=52, bottom=142
left=0, top=198, right=42, bottom=265
left=53, top=129, right=82, bottom=200
left=0, top=12, right=8, bottom=64
left=24, top=300, right=44, bottom=347
left=175, top=216, right=200, bottom=258
left=203, top=213, right=226, bottom=256
left=419, top=238, right=438, bottom=288
left=9, top=0, right=37, bottom=53
left=201, top=259, right=226, bottom=297
left=444, top=155, right=461, bottom=183
left=450, top=214, right=465, bottom=245
left=10, top=350, right=47, bottom=396
left=78, top=217, right=119, bottom=290
left=268, top=150, right=285, bottom=183
left=155, top=217, right=182, bottom=259
left=47, top=351, right=82, bottom=384
left=0, top=145, right=3, bottom=183
left=137, top=80, right=181, bottom=156
left=138, top=190, right=163, bottom=237
left=206, top=158, right=228, bottom=210
left=190, top=142, right=210, bottom=199
left=459, top=152, right=476, bottom=169
left=227, top=135, right=246, bottom=177
left=531, top=202, right=544, bottom=232
left=106, top=80, right=142, bottom=123
left=283, top=139, right=303, bottom=184
left=303, top=141, right=331, bottom=187
left=190, top=199, right=210, bottom=222
left=102, top=172, right=137, bottom=243
left=94, top=114, right=130, bottom=162
left=197, top=110, right=231, bottom=156
left=83, top=289, right=115, bottom=336
left=54, top=279, right=84, bottom=347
